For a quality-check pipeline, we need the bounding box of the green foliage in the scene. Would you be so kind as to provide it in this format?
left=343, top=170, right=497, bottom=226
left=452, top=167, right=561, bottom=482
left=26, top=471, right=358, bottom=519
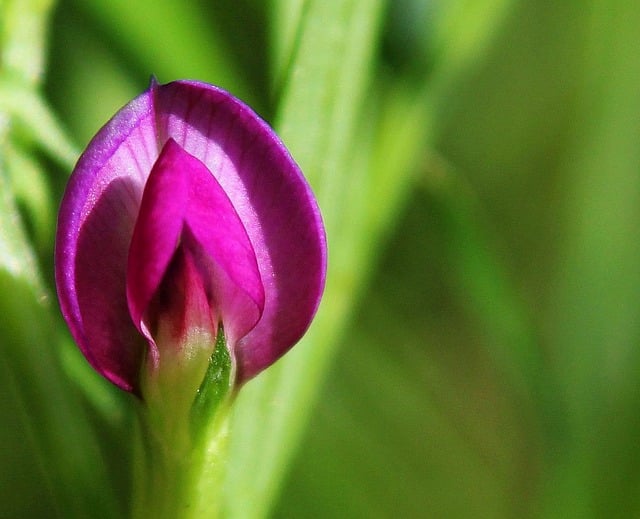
left=2, top=0, right=640, bottom=517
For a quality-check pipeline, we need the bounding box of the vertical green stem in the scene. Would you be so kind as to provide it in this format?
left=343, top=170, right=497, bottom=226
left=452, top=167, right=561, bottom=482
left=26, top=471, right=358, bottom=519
left=132, top=327, right=234, bottom=518
left=132, top=403, right=231, bottom=519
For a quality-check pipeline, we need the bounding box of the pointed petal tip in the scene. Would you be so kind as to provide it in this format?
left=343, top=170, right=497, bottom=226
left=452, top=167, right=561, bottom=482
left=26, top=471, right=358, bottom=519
left=127, top=139, right=264, bottom=350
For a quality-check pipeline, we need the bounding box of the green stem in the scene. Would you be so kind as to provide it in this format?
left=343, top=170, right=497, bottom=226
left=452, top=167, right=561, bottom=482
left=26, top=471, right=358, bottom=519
left=132, top=327, right=234, bottom=518
left=132, top=399, right=231, bottom=519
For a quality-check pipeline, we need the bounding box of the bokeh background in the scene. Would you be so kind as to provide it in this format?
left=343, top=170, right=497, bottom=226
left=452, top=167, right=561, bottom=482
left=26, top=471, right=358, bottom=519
left=2, top=0, right=640, bottom=517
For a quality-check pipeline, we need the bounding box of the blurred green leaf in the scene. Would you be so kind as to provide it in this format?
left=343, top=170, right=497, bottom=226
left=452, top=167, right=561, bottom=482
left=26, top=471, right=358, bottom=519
left=0, top=160, right=42, bottom=289
left=275, top=149, right=544, bottom=519
left=70, top=0, right=257, bottom=108
left=1, top=0, right=54, bottom=85
left=543, top=1, right=640, bottom=516
left=46, top=5, right=141, bottom=146
left=431, top=0, right=513, bottom=76
left=0, top=276, right=123, bottom=518
left=274, top=226, right=524, bottom=517
left=0, top=168, right=122, bottom=517
left=4, top=142, right=55, bottom=255
left=222, top=1, right=391, bottom=517
left=0, top=76, right=78, bottom=167
left=269, top=0, right=306, bottom=92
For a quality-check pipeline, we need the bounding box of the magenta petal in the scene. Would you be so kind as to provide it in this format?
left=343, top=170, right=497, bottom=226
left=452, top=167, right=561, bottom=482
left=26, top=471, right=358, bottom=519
left=127, top=139, right=264, bottom=351
left=153, top=81, right=327, bottom=382
left=55, top=91, right=157, bottom=392
left=57, top=79, right=326, bottom=391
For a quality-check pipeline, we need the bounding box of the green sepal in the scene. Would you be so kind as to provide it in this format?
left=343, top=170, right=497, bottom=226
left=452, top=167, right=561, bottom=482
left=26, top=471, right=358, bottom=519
left=191, top=325, right=234, bottom=438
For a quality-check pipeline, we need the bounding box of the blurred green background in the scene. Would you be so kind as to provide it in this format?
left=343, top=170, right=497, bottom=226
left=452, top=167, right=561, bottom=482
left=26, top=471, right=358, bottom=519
left=2, top=0, right=640, bottom=517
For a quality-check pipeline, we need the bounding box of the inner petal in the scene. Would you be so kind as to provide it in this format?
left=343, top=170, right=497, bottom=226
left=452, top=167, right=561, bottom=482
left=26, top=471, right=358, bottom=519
left=127, top=139, right=265, bottom=352
left=145, top=243, right=216, bottom=369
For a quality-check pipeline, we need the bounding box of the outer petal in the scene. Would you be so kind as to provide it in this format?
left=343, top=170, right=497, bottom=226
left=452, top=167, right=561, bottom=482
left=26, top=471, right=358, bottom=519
left=57, top=79, right=327, bottom=391
left=152, top=81, right=327, bottom=382
left=126, top=139, right=264, bottom=358
left=55, top=91, right=159, bottom=392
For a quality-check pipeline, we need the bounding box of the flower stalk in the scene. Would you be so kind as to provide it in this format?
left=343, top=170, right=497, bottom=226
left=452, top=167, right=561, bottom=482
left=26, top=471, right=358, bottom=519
left=133, top=327, right=233, bottom=519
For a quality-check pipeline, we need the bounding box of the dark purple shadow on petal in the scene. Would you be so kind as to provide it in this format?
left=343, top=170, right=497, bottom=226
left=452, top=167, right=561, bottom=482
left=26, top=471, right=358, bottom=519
left=127, top=139, right=265, bottom=368
left=56, top=89, right=156, bottom=393
left=149, top=242, right=216, bottom=352
left=152, top=81, right=327, bottom=383
left=126, top=141, right=187, bottom=343
left=74, top=177, right=146, bottom=393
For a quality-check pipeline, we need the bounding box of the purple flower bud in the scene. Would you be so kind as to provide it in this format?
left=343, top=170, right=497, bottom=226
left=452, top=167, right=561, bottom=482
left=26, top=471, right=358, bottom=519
left=55, top=80, right=327, bottom=394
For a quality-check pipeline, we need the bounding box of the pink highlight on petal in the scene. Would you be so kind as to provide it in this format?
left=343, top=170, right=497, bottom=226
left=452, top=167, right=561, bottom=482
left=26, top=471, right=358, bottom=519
left=127, top=139, right=264, bottom=357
